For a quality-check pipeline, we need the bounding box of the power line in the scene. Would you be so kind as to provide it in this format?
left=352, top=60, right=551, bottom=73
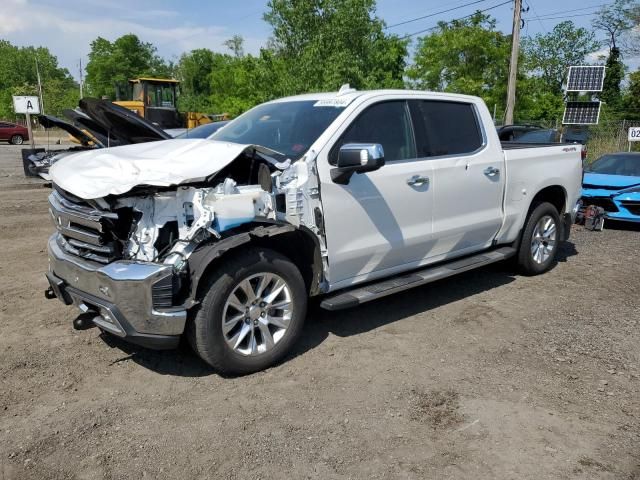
left=530, top=3, right=607, bottom=18
left=534, top=12, right=602, bottom=21
left=401, top=0, right=513, bottom=39
left=523, top=0, right=547, bottom=34
left=385, top=0, right=490, bottom=29
left=522, top=1, right=606, bottom=35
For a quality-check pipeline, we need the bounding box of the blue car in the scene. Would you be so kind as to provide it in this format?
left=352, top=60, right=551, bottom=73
left=582, top=152, right=640, bottom=223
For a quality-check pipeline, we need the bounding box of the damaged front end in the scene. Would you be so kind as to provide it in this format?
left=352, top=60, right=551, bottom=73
left=45, top=140, right=328, bottom=348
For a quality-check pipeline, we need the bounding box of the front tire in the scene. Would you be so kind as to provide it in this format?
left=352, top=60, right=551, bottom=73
left=187, top=248, right=307, bottom=375
left=516, top=202, right=560, bottom=275
left=10, top=135, right=24, bottom=145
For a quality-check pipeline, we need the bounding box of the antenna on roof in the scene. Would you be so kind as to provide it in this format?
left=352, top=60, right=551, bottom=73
left=337, top=84, right=356, bottom=96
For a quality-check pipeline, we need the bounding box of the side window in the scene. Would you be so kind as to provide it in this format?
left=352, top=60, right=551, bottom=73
left=410, top=100, right=483, bottom=157
left=332, top=101, right=416, bottom=164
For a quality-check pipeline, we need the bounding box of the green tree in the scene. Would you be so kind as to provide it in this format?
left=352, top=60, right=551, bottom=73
left=0, top=40, right=78, bottom=119
left=176, top=48, right=217, bottom=112
left=523, top=22, right=599, bottom=96
left=592, top=1, right=639, bottom=112
left=593, top=0, right=640, bottom=50
left=224, top=35, right=245, bottom=58
left=601, top=47, right=625, bottom=109
left=264, top=0, right=408, bottom=92
left=85, top=34, right=172, bottom=99
left=515, top=77, right=565, bottom=123
left=207, top=50, right=291, bottom=116
left=622, top=70, right=640, bottom=119
left=407, top=13, right=510, bottom=115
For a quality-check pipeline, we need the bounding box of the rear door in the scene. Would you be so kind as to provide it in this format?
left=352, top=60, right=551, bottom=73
left=409, top=100, right=505, bottom=259
left=317, top=99, right=434, bottom=288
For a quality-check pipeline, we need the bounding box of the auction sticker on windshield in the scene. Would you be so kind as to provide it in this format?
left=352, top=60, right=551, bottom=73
left=314, top=98, right=352, bottom=107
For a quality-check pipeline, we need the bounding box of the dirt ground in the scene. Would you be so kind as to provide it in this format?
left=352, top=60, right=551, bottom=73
left=0, top=144, right=639, bottom=480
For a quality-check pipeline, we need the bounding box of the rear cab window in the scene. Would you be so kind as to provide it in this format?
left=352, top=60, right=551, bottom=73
left=409, top=100, right=484, bottom=158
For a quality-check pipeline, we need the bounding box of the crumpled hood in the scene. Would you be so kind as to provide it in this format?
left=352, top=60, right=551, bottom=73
left=38, top=114, right=100, bottom=147
left=63, top=108, right=119, bottom=148
left=583, top=172, right=640, bottom=190
left=79, top=98, right=171, bottom=144
left=50, top=139, right=276, bottom=199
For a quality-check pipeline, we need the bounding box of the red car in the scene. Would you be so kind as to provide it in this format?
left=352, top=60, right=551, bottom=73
left=0, top=121, right=29, bottom=145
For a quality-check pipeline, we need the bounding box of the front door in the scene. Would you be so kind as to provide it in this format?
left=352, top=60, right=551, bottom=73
left=316, top=100, right=435, bottom=289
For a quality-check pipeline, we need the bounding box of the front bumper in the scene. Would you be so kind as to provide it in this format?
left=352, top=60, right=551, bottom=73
left=581, top=193, right=640, bottom=223
left=46, top=234, right=186, bottom=349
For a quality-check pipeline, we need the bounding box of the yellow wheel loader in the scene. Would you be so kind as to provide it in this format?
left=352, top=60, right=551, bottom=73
left=114, top=78, right=227, bottom=130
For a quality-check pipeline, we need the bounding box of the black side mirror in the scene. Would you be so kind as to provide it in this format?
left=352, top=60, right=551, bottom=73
left=331, top=143, right=385, bottom=184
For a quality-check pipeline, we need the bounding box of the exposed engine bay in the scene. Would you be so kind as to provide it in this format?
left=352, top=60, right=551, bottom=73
left=49, top=141, right=328, bottom=302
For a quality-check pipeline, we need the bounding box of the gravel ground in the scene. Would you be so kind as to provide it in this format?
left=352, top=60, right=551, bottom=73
left=0, top=144, right=639, bottom=479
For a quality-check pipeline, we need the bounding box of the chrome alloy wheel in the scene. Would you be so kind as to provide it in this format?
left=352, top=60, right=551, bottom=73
left=530, top=215, right=557, bottom=264
left=222, top=273, right=293, bottom=356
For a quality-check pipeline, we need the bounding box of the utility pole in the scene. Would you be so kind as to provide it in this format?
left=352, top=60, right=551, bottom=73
left=78, top=58, right=84, bottom=98
left=505, top=0, right=522, bottom=125
left=35, top=57, right=45, bottom=116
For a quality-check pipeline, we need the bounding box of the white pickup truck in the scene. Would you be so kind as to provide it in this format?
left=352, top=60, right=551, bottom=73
left=45, top=87, right=582, bottom=374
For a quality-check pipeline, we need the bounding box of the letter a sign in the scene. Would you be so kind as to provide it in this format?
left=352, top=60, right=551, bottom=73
left=13, top=96, right=41, bottom=114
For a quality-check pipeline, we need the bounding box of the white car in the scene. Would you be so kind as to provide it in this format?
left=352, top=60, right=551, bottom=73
left=44, top=87, right=582, bottom=374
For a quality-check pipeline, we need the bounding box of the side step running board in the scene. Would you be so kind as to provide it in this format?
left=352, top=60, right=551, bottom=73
left=320, top=246, right=516, bottom=311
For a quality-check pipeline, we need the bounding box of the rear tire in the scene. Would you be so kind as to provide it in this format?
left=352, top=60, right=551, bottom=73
left=10, top=135, right=24, bottom=145
left=516, top=202, right=560, bottom=275
left=187, top=248, right=307, bottom=375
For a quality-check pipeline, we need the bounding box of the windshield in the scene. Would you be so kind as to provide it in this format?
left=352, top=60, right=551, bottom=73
left=587, top=154, right=640, bottom=176
left=176, top=121, right=229, bottom=139
left=210, top=100, right=345, bottom=159
left=147, top=84, right=176, bottom=108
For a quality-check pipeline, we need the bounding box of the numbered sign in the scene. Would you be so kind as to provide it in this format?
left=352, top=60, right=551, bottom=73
left=12, top=96, right=40, bottom=115
left=628, top=127, right=640, bottom=142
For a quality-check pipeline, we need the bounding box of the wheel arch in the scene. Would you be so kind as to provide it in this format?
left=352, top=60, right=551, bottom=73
left=527, top=184, right=567, bottom=217
left=510, top=184, right=569, bottom=251
left=186, top=222, right=324, bottom=305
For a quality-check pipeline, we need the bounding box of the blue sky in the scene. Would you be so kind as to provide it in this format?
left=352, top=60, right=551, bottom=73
left=0, top=0, right=619, bottom=80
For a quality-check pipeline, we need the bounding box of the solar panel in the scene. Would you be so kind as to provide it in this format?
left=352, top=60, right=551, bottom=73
left=566, top=66, right=606, bottom=92
left=562, top=101, right=601, bottom=125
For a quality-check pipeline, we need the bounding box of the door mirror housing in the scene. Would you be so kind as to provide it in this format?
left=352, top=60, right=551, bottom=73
left=331, top=143, right=385, bottom=184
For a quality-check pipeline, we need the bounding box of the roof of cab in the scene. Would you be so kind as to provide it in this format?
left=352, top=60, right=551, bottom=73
left=268, top=86, right=482, bottom=106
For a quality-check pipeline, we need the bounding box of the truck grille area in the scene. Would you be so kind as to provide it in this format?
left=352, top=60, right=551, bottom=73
left=151, top=274, right=174, bottom=309
left=49, top=189, right=123, bottom=264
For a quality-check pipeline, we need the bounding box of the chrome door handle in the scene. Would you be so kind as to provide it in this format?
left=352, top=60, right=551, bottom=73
left=407, top=175, right=429, bottom=187
left=484, top=166, right=500, bottom=177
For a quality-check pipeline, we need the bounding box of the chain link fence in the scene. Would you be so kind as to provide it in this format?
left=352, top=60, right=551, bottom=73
left=586, top=120, right=640, bottom=162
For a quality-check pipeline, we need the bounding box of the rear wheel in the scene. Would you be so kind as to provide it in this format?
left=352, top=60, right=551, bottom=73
left=10, top=135, right=24, bottom=145
left=516, top=202, right=560, bottom=275
left=187, top=248, right=307, bottom=375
